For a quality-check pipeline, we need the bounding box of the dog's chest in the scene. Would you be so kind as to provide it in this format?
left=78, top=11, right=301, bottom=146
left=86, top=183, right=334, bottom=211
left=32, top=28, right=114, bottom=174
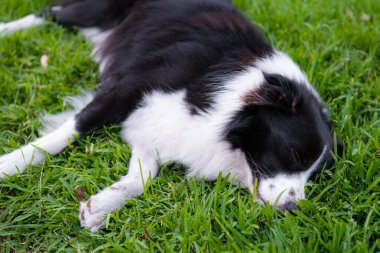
left=120, top=90, right=251, bottom=182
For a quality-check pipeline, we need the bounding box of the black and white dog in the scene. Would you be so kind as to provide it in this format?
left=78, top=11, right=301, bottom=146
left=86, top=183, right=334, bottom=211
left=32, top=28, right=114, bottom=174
left=0, top=0, right=342, bottom=232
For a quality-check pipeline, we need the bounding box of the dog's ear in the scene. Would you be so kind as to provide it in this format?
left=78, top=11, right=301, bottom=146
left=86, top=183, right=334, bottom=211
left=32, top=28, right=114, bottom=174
left=242, top=73, right=300, bottom=113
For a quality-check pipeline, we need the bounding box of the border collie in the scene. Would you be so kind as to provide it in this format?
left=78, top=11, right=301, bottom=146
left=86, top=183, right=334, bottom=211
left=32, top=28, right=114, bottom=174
left=0, top=0, right=342, bottom=232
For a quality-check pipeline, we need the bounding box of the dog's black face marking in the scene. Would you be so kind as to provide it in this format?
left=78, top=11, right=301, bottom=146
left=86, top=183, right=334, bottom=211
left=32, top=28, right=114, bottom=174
left=226, top=74, right=335, bottom=177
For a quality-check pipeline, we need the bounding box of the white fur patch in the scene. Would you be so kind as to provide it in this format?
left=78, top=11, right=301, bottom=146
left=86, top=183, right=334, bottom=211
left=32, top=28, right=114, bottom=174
left=51, top=6, right=63, bottom=12
left=81, top=28, right=114, bottom=73
left=0, top=14, right=44, bottom=36
left=256, top=51, right=321, bottom=101
left=258, top=146, right=328, bottom=206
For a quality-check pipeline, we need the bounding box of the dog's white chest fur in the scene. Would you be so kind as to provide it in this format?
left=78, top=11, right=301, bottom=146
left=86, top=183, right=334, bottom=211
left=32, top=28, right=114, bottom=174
left=121, top=90, right=253, bottom=187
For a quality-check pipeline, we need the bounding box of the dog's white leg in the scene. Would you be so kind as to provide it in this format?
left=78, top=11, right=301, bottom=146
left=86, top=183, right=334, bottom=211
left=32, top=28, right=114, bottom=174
left=0, top=118, right=78, bottom=179
left=0, top=93, right=94, bottom=180
left=79, top=147, right=158, bottom=232
left=0, top=14, right=45, bottom=36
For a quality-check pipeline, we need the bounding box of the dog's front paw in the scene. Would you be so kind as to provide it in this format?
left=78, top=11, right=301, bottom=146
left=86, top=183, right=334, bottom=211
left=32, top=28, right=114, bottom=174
left=79, top=198, right=108, bottom=233
left=78, top=189, right=125, bottom=232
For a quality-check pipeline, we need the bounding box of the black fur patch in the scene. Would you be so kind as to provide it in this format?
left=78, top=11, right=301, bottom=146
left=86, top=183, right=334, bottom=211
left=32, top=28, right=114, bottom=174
left=52, top=0, right=273, bottom=133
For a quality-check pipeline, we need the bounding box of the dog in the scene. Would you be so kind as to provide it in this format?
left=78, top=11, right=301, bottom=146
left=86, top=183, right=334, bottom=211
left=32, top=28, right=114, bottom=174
left=0, top=0, right=342, bottom=232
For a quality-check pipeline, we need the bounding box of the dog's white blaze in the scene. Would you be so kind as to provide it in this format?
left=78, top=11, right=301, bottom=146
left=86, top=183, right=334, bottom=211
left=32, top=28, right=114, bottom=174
left=258, top=146, right=328, bottom=206
left=0, top=119, right=77, bottom=179
left=0, top=14, right=44, bottom=36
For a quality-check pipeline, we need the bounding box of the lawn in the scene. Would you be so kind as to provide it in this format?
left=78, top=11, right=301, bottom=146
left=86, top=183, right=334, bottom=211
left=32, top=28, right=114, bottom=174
left=0, top=0, right=379, bottom=252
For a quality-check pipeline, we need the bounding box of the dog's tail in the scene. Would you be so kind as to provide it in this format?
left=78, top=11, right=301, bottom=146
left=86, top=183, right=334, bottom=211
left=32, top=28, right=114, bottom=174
left=0, top=92, right=94, bottom=180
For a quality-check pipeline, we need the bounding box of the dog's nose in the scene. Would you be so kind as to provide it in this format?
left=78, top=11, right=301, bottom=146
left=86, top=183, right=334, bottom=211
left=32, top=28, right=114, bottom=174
left=278, top=201, right=298, bottom=211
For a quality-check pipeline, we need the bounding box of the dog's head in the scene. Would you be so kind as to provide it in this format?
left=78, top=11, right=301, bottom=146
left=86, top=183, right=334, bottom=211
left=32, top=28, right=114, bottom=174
left=226, top=72, right=342, bottom=210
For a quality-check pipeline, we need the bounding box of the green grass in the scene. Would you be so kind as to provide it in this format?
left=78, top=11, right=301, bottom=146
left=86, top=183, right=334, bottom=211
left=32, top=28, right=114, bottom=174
left=0, top=0, right=379, bottom=252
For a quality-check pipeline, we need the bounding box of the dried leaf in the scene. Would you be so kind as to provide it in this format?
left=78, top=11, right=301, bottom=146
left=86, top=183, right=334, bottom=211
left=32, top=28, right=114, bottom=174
left=40, top=54, right=49, bottom=68
left=346, top=9, right=354, bottom=20
left=361, top=13, right=370, bottom=22
left=74, top=187, right=87, bottom=201
left=141, top=226, right=154, bottom=242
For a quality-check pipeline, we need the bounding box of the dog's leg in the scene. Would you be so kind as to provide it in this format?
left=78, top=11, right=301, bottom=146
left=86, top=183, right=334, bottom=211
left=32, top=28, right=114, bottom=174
left=0, top=14, right=45, bottom=36
left=79, top=147, right=158, bottom=232
left=0, top=118, right=77, bottom=179
left=0, top=93, right=93, bottom=180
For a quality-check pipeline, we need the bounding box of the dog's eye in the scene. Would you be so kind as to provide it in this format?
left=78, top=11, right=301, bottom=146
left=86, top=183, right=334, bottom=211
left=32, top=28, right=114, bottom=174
left=291, top=148, right=301, bottom=164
